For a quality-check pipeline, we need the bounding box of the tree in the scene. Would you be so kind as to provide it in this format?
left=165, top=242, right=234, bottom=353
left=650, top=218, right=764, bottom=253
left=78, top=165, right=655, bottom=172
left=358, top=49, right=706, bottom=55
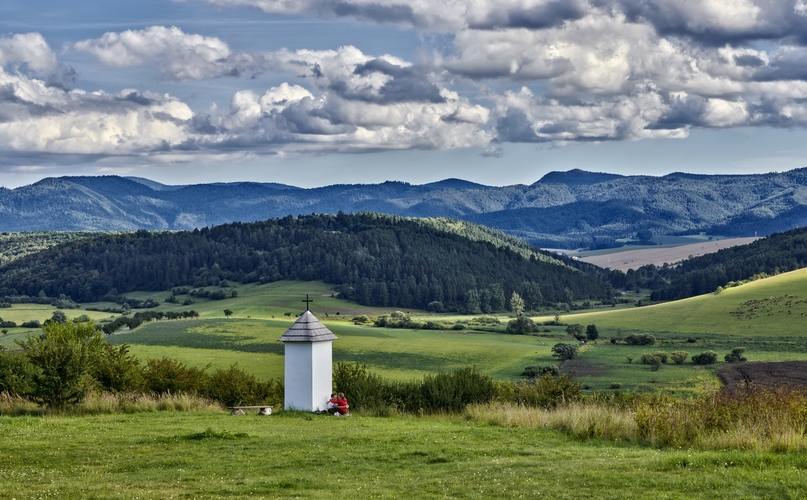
left=551, top=343, right=579, bottom=361
left=18, top=319, right=103, bottom=409
left=509, top=292, right=525, bottom=317
left=585, top=324, right=599, bottom=341
left=224, top=309, right=233, bottom=318
left=465, top=289, right=481, bottom=314
left=51, top=310, right=67, bottom=324
left=566, top=324, right=585, bottom=340
left=488, top=284, right=506, bottom=312
left=427, top=301, right=445, bottom=313
left=636, top=229, right=653, bottom=242
left=520, top=282, right=543, bottom=311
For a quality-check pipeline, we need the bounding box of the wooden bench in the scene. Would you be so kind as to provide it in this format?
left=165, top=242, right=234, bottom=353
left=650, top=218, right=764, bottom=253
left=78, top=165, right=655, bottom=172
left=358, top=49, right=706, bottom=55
left=228, top=405, right=273, bottom=415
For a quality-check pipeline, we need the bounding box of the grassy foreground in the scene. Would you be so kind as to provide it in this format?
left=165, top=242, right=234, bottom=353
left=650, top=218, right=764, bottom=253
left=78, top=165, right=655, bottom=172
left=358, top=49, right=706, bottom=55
left=1, top=410, right=806, bottom=499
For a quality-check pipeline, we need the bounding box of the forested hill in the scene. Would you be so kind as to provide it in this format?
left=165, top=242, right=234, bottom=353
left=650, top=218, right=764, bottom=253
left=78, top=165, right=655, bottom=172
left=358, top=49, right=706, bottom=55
left=0, top=213, right=613, bottom=311
left=648, top=227, right=807, bottom=301
left=5, top=167, right=807, bottom=248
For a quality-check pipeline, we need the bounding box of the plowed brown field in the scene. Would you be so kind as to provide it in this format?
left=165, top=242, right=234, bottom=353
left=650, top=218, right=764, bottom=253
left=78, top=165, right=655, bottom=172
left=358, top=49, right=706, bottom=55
left=579, top=237, right=758, bottom=271
left=718, top=361, right=807, bottom=391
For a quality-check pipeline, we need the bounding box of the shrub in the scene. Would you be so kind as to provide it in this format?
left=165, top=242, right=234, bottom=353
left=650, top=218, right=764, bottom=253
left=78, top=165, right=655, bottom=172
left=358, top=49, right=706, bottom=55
left=507, top=316, right=538, bottom=334
left=625, top=333, right=656, bottom=346
left=21, top=320, right=41, bottom=329
left=640, top=353, right=657, bottom=364
left=332, top=362, right=392, bottom=414
left=521, top=365, right=559, bottom=377
left=418, top=367, right=497, bottom=413
left=610, top=382, right=622, bottom=389
left=670, top=351, right=689, bottom=364
left=626, top=354, right=634, bottom=364
left=452, top=323, right=466, bottom=331
left=652, top=351, right=668, bottom=364
left=586, top=324, right=599, bottom=341
left=93, top=344, right=144, bottom=393
left=17, top=320, right=104, bottom=409
left=204, top=365, right=283, bottom=407
left=551, top=343, right=579, bottom=361
left=687, top=337, right=697, bottom=343
left=142, top=358, right=208, bottom=394
left=692, top=351, right=718, bottom=365
left=333, top=362, right=497, bottom=415
left=640, top=353, right=663, bottom=371
left=0, top=350, right=36, bottom=396
left=724, top=347, right=747, bottom=363
left=496, top=374, right=581, bottom=408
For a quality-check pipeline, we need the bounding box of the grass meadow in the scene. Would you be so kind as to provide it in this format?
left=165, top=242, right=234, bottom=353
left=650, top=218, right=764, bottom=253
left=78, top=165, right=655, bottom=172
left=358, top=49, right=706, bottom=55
left=2, top=410, right=807, bottom=499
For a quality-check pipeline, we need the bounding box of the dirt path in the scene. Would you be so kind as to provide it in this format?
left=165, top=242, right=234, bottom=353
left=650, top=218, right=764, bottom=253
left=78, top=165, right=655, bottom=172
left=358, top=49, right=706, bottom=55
left=578, top=237, right=758, bottom=271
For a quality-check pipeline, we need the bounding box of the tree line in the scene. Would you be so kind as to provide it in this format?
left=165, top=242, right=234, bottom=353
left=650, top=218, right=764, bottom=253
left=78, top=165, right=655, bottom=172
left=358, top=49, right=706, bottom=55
left=0, top=213, right=613, bottom=311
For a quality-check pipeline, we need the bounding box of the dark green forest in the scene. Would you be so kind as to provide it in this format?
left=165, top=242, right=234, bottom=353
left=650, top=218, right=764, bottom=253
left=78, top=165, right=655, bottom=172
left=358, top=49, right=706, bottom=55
left=0, top=213, right=613, bottom=311
left=649, top=227, right=807, bottom=301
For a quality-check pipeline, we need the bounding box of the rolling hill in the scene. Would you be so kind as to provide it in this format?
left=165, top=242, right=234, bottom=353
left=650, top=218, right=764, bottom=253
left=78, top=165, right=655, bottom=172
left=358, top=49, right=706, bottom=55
left=0, top=213, right=612, bottom=310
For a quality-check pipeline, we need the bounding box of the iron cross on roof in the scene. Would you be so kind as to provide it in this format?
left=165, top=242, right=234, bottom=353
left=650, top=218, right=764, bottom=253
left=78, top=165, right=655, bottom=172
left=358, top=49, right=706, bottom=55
left=302, top=294, right=313, bottom=311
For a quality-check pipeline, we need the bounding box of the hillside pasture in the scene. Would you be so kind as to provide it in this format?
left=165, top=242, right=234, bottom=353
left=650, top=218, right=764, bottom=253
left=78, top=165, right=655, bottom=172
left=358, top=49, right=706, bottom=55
left=544, top=267, right=807, bottom=338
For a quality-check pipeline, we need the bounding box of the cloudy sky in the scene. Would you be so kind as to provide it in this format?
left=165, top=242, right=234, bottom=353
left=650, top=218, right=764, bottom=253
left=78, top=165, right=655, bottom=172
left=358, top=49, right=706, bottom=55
left=2, top=0, right=807, bottom=188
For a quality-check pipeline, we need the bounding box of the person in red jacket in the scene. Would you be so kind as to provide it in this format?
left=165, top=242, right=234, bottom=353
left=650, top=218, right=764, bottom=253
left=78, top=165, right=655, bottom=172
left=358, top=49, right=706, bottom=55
left=332, top=392, right=349, bottom=416
left=326, top=393, right=338, bottom=412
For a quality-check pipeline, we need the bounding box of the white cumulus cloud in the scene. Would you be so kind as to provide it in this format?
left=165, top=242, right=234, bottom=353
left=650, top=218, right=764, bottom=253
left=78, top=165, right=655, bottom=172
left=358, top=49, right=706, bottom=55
left=73, top=26, right=263, bottom=80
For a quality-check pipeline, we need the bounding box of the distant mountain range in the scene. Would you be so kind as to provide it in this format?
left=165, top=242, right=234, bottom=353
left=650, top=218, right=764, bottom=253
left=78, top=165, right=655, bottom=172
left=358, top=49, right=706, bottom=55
left=3, top=168, right=807, bottom=249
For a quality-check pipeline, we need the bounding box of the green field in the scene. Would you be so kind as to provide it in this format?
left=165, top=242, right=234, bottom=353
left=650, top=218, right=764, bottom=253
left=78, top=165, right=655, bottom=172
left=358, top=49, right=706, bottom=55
left=107, top=318, right=554, bottom=382
left=1, top=410, right=805, bottom=499
left=3, top=271, right=807, bottom=394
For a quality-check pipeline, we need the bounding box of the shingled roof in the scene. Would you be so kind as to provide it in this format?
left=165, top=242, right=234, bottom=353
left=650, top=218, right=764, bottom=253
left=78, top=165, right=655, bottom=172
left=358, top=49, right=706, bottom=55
left=278, top=310, right=338, bottom=342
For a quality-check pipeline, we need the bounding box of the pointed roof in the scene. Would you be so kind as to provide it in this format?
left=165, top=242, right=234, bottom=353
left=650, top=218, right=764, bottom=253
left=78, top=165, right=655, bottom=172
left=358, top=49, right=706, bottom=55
left=278, top=310, right=338, bottom=342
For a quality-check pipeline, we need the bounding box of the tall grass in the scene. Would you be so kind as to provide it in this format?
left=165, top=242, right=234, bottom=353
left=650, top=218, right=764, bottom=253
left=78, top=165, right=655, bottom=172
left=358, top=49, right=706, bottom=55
left=0, top=390, right=221, bottom=416
left=467, top=386, right=807, bottom=452
left=466, top=401, right=637, bottom=442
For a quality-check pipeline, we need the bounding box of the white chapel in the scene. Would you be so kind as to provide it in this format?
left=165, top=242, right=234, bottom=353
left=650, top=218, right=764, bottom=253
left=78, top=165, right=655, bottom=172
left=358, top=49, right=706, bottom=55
left=278, top=301, right=338, bottom=412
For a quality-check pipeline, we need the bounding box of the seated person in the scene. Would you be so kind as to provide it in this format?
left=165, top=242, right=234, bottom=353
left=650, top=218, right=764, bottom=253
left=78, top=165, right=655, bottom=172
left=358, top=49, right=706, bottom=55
left=325, top=393, right=338, bottom=413
left=332, top=392, right=349, bottom=416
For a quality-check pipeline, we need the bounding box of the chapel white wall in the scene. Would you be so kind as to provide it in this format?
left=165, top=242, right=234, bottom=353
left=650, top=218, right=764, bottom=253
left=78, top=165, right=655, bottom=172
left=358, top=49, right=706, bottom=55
left=283, top=341, right=333, bottom=411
